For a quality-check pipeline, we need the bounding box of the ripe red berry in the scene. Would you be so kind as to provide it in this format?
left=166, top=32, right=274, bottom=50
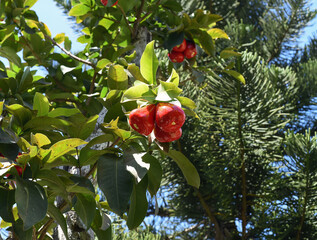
left=172, top=39, right=187, bottom=52
left=155, top=103, right=185, bottom=133
left=184, top=42, right=197, bottom=59
left=129, top=104, right=156, bottom=136
left=154, top=125, right=182, bottom=142
left=101, top=0, right=118, bottom=6
left=168, top=51, right=184, bottom=63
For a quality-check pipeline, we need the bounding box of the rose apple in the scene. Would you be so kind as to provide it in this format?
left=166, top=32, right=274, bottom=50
left=155, top=103, right=185, bottom=132
left=154, top=125, right=182, bottom=142
left=101, top=0, right=118, bottom=6
left=168, top=51, right=184, bottom=63
left=184, top=41, right=197, bottom=59
left=129, top=104, right=156, bottom=136
left=172, top=39, right=187, bottom=52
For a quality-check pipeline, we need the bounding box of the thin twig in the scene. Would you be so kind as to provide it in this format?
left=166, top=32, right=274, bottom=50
left=116, top=4, right=133, bottom=35
left=44, top=33, right=95, bottom=68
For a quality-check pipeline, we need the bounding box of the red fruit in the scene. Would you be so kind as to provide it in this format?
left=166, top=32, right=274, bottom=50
left=129, top=104, right=156, bottom=136
left=168, top=51, right=184, bottom=63
left=101, top=0, right=118, bottom=6
left=184, top=42, right=197, bottom=59
left=154, top=125, right=182, bottom=142
left=155, top=103, right=185, bottom=133
left=172, top=39, right=187, bottom=52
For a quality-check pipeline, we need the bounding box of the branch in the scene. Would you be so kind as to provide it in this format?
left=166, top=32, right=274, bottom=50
left=116, top=4, right=133, bottom=35
left=44, top=33, right=95, bottom=68
left=132, top=0, right=146, bottom=40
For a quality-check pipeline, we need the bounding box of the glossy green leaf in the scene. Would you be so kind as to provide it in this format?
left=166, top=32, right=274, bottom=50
left=223, top=69, right=246, bottom=84
left=46, top=138, right=87, bottom=163
left=74, top=193, right=96, bottom=228
left=207, top=28, right=229, bottom=39
left=166, top=69, right=179, bottom=86
left=0, top=188, right=15, bottom=222
left=97, top=58, right=111, bottom=70
left=127, top=64, right=147, bottom=83
left=47, top=108, right=81, bottom=118
left=127, top=176, right=148, bottom=229
left=220, top=48, right=242, bottom=59
left=0, top=101, right=3, bottom=115
left=47, top=203, right=69, bottom=240
left=164, top=32, right=184, bottom=51
left=30, top=133, right=51, bottom=147
left=165, top=150, right=200, bottom=188
left=23, top=116, right=71, bottom=131
left=177, top=96, right=197, bottom=109
left=121, top=82, right=155, bottom=102
left=140, top=41, right=158, bottom=85
left=155, top=81, right=182, bottom=102
left=0, top=46, right=21, bottom=67
left=91, top=209, right=112, bottom=240
left=69, top=4, right=91, bottom=16
left=142, top=153, right=162, bottom=196
left=12, top=219, right=33, bottom=240
left=33, top=92, right=50, bottom=116
left=107, top=65, right=128, bottom=90
left=15, top=178, right=48, bottom=230
left=97, top=154, right=133, bottom=216
left=124, top=151, right=149, bottom=183
left=6, top=104, right=32, bottom=127
left=24, top=0, right=38, bottom=8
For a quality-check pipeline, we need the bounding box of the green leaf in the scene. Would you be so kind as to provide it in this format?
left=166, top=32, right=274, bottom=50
left=164, top=32, right=184, bottom=51
left=155, top=81, right=182, bottom=102
left=166, top=69, right=180, bottom=87
left=102, top=117, right=131, bottom=140
left=196, top=30, right=215, bottom=56
left=107, top=65, right=128, bottom=90
left=207, top=28, right=229, bottom=40
left=124, top=151, right=150, bottom=183
left=74, top=193, right=96, bottom=229
left=47, top=108, right=81, bottom=118
left=69, top=114, right=99, bottom=140
left=46, top=138, right=87, bottom=164
left=97, top=58, right=111, bottom=70
left=15, top=178, right=48, bottom=230
left=23, top=116, right=71, bottom=131
left=91, top=209, right=112, bottom=240
left=30, top=133, right=51, bottom=147
left=6, top=104, right=32, bottom=129
left=220, top=48, right=241, bottom=59
left=177, top=96, right=197, bottom=109
left=12, top=219, right=33, bottom=240
left=69, top=3, right=91, bottom=16
left=0, top=46, right=21, bottom=67
left=0, top=188, right=15, bottom=222
left=140, top=41, right=158, bottom=85
left=127, top=176, right=148, bottom=229
left=223, top=69, right=245, bottom=84
left=0, top=101, right=3, bottom=115
left=97, top=154, right=133, bottom=216
left=121, top=82, right=155, bottom=102
left=33, top=92, right=50, bottom=116
left=127, top=64, right=147, bottom=83
left=24, top=0, right=38, bottom=8
left=165, top=150, right=200, bottom=188
left=47, top=203, right=69, bottom=240
left=142, top=153, right=162, bottom=196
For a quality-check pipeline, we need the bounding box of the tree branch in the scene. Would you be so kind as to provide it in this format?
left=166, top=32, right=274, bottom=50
left=44, top=33, right=95, bottom=68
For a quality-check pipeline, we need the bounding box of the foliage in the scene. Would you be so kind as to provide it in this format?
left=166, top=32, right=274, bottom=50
left=0, top=0, right=236, bottom=238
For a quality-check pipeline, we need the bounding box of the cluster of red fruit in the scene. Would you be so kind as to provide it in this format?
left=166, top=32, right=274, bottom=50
left=0, top=152, right=24, bottom=177
left=168, top=39, right=197, bottom=63
left=129, top=103, right=186, bottom=142
left=101, top=0, right=118, bottom=7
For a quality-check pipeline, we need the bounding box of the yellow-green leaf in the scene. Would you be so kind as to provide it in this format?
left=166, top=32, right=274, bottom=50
left=223, top=70, right=245, bottom=84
